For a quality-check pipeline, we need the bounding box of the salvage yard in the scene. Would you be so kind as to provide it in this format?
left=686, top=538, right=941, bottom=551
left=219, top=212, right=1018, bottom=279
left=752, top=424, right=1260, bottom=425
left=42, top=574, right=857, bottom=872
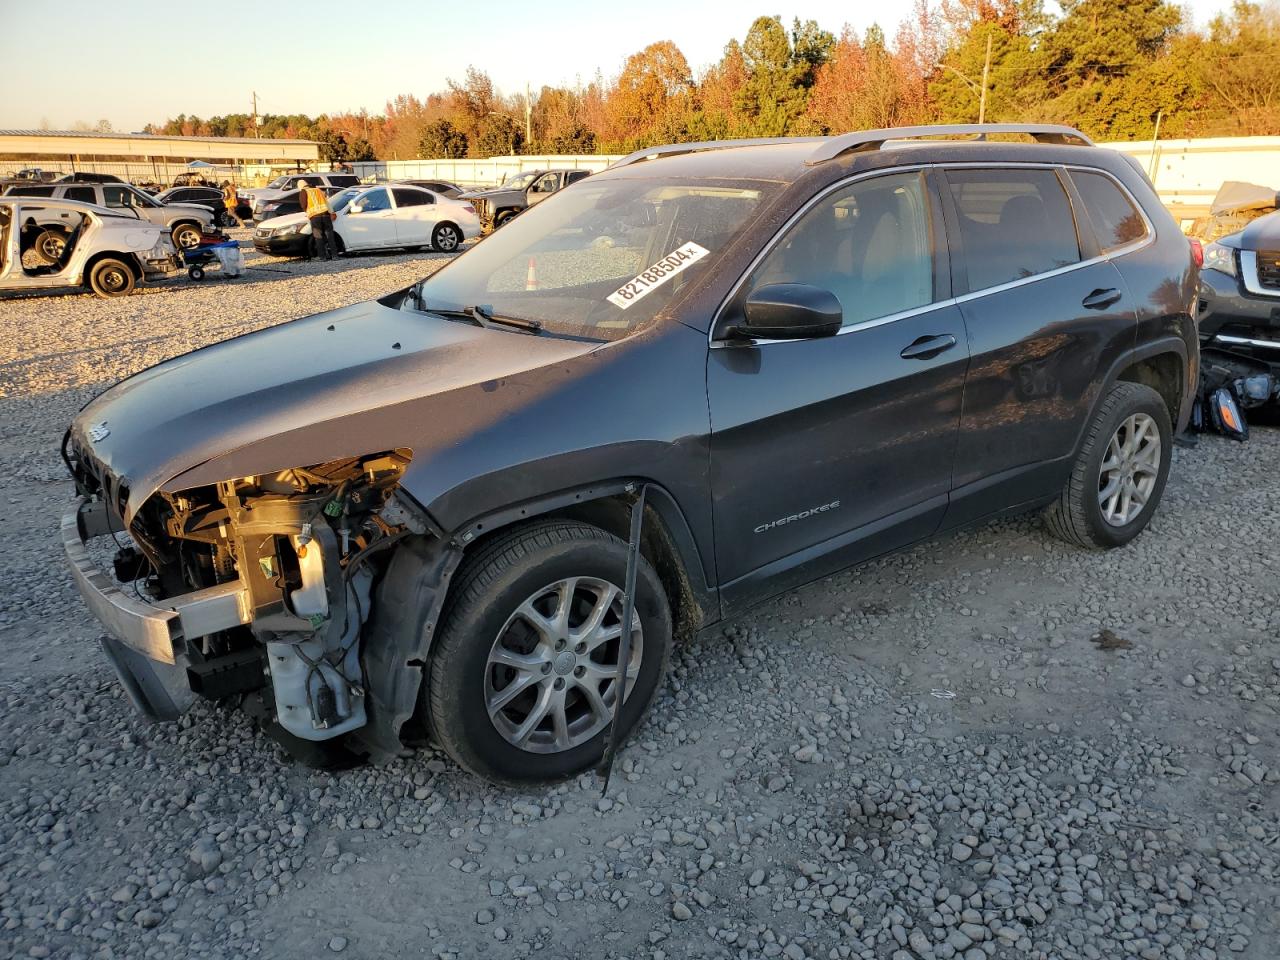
left=1, top=240, right=1278, bottom=960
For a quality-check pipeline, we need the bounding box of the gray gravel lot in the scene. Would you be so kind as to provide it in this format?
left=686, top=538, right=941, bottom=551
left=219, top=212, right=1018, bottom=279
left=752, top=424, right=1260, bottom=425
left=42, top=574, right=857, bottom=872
left=1, top=237, right=1278, bottom=960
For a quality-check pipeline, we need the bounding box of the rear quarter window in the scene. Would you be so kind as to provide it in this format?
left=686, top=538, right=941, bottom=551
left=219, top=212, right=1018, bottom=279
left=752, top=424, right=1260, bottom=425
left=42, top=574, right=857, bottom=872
left=1069, top=170, right=1149, bottom=253
left=7, top=186, right=54, bottom=197
left=946, top=168, right=1081, bottom=291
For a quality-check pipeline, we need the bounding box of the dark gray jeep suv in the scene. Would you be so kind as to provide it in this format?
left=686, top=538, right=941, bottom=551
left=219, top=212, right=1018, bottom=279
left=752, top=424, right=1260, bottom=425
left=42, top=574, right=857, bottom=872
left=63, top=124, right=1198, bottom=783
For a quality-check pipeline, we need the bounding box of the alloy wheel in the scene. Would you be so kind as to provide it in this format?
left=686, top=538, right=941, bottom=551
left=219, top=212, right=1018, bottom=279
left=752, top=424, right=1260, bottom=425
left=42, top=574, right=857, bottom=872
left=1097, top=412, right=1161, bottom=526
left=484, top=576, right=641, bottom=754
left=435, top=225, right=459, bottom=251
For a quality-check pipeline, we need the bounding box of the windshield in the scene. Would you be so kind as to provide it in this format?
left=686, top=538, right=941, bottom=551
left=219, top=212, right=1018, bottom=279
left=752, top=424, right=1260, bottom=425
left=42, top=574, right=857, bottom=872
left=412, top=176, right=775, bottom=339
left=501, top=172, right=539, bottom=190
left=329, top=188, right=361, bottom=214
left=266, top=176, right=288, bottom=189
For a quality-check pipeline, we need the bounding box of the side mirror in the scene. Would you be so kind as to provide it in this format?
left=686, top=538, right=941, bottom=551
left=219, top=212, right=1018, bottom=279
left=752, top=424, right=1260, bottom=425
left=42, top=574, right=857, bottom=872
left=349, top=202, right=363, bottom=214
left=730, top=283, right=842, bottom=340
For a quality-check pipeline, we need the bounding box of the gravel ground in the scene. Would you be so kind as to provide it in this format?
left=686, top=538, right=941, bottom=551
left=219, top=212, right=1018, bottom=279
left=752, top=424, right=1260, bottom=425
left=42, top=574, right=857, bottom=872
left=1, top=236, right=1278, bottom=959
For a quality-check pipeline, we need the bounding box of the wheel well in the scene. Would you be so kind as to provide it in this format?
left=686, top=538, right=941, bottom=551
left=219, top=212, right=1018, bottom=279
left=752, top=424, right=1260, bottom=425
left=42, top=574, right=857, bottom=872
left=171, top=219, right=201, bottom=234
left=1116, top=352, right=1182, bottom=422
left=459, top=494, right=707, bottom=645
left=433, top=219, right=459, bottom=235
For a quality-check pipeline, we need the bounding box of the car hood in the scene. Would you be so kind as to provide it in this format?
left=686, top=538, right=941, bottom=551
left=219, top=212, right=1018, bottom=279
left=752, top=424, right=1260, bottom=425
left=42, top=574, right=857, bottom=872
left=461, top=187, right=518, bottom=199
left=1233, top=210, right=1280, bottom=249
left=258, top=211, right=307, bottom=229
left=71, top=299, right=598, bottom=522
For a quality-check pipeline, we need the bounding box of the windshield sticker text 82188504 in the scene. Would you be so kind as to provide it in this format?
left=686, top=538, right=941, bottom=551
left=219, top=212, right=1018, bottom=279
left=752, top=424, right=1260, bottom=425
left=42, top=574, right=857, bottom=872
left=607, top=242, right=710, bottom=310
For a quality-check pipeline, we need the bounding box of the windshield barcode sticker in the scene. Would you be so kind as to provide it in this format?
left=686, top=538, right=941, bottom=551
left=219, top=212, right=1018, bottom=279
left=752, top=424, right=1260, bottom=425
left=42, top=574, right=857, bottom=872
left=607, top=242, right=710, bottom=309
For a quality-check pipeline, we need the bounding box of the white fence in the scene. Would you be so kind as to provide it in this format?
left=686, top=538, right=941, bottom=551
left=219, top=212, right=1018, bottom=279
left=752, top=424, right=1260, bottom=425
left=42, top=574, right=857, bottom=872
left=351, top=154, right=623, bottom=188
left=1099, top=136, right=1280, bottom=218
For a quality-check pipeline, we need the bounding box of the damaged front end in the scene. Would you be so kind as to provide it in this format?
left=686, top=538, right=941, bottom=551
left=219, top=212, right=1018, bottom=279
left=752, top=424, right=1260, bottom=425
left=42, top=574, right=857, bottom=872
left=63, top=441, right=448, bottom=763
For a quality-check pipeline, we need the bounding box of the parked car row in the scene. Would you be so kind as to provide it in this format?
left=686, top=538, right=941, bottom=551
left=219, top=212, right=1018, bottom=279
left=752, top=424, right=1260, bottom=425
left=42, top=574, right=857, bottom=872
left=2, top=181, right=213, bottom=261
left=253, top=183, right=480, bottom=256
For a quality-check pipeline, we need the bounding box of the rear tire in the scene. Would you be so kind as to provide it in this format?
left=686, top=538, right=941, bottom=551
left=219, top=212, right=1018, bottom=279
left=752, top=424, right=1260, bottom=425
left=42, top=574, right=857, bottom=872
left=431, top=221, right=461, bottom=252
left=427, top=520, right=672, bottom=784
left=494, top=210, right=516, bottom=228
left=1044, top=382, right=1172, bottom=549
left=88, top=258, right=136, bottom=297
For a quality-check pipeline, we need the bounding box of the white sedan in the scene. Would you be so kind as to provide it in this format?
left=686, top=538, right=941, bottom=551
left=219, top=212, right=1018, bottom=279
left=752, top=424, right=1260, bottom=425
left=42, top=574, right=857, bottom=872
left=253, top=184, right=481, bottom=257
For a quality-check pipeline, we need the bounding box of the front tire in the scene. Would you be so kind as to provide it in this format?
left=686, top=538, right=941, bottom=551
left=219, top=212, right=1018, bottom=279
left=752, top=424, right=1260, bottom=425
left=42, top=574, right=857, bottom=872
left=428, top=520, right=672, bottom=784
left=1044, top=382, right=1172, bottom=549
left=171, top=223, right=202, bottom=250
left=88, top=258, right=136, bottom=297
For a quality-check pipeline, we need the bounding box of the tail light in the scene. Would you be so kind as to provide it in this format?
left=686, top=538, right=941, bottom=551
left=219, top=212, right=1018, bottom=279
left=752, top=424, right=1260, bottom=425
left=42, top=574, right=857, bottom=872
left=1189, top=237, right=1204, bottom=268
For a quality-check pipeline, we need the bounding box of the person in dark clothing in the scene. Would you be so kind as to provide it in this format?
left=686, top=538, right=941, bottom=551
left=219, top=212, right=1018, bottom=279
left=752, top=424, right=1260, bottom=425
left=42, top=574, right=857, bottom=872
left=298, top=180, right=338, bottom=261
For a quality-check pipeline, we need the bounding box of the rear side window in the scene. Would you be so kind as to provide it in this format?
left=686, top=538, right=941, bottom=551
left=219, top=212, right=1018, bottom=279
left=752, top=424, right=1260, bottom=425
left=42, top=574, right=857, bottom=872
left=946, top=169, right=1080, bottom=291
left=391, top=188, right=432, bottom=207
left=330, top=175, right=359, bottom=187
left=1070, top=170, right=1148, bottom=253
left=66, top=186, right=95, bottom=203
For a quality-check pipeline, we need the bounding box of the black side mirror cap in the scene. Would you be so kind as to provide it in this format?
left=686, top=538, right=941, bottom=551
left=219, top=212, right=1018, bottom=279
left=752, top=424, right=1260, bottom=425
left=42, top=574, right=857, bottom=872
left=729, top=283, right=842, bottom=341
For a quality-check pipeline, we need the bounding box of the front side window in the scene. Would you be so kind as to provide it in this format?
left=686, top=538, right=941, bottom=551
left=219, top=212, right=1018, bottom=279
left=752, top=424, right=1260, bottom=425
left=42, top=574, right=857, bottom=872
left=102, top=186, right=132, bottom=208
left=532, top=174, right=559, bottom=194
left=356, top=188, right=390, bottom=213
left=946, top=168, right=1080, bottom=290
left=750, top=171, right=936, bottom=327
left=413, top=176, right=777, bottom=340
left=1070, top=170, right=1148, bottom=253
left=391, top=187, right=431, bottom=207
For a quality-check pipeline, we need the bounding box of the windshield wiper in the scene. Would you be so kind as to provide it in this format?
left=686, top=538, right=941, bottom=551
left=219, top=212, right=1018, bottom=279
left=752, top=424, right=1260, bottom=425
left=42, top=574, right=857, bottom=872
left=468, top=304, right=542, bottom=333
left=409, top=290, right=543, bottom=334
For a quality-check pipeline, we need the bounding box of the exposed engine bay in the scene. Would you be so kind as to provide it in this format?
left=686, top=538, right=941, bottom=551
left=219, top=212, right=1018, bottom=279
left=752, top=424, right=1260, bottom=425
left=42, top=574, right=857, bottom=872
left=64, top=442, right=434, bottom=759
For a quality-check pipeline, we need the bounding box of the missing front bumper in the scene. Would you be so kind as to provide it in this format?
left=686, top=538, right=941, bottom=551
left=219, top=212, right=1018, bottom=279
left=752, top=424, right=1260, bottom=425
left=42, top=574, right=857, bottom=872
left=62, top=497, right=252, bottom=716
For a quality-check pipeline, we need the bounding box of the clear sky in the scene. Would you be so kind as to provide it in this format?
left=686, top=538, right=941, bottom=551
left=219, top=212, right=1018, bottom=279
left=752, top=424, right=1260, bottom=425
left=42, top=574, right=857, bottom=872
left=0, top=0, right=1237, bottom=133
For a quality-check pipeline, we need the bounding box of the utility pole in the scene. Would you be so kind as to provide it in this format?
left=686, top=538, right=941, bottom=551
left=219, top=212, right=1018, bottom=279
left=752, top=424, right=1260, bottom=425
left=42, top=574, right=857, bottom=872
left=524, top=83, right=533, bottom=150
left=978, top=32, right=992, bottom=125
left=1148, top=110, right=1164, bottom=181
left=252, top=91, right=260, bottom=139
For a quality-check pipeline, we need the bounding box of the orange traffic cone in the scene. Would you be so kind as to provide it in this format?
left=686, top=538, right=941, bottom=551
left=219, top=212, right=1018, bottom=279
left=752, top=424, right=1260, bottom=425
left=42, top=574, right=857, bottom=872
left=525, top=257, right=539, bottom=291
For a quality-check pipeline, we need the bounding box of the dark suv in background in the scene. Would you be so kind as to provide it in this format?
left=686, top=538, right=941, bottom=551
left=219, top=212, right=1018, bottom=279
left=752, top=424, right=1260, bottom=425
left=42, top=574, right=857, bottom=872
left=63, top=124, right=1197, bottom=785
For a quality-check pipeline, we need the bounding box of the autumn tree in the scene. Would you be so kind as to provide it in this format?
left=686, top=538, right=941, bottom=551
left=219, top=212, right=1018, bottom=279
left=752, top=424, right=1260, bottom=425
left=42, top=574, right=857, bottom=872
left=1195, top=0, right=1280, bottom=135
left=604, top=41, right=694, bottom=147
left=418, top=118, right=468, bottom=158
left=472, top=113, right=523, bottom=157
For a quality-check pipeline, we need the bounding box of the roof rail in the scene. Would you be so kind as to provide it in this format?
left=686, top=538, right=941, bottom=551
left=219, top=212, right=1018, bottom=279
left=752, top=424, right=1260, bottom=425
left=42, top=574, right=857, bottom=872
left=609, top=137, right=826, bottom=169
left=806, top=124, right=1094, bottom=165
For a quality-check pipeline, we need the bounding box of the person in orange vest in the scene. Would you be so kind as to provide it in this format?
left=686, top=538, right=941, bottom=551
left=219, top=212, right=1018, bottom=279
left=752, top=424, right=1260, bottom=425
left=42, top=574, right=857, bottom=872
left=297, top=179, right=338, bottom=261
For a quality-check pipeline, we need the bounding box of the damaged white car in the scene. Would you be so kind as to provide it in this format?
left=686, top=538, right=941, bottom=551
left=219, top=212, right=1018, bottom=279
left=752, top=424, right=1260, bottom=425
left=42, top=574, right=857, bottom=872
left=1, top=197, right=181, bottom=297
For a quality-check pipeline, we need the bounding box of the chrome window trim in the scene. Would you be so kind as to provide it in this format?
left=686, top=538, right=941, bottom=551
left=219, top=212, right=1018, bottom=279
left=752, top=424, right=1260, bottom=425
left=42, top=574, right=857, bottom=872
left=711, top=160, right=1156, bottom=348
left=1239, top=250, right=1280, bottom=299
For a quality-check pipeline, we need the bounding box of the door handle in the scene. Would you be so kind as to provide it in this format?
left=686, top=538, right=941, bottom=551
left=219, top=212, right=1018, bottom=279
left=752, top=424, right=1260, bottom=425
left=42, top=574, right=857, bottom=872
left=900, top=334, right=957, bottom=361
left=1082, top=288, right=1122, bottom=310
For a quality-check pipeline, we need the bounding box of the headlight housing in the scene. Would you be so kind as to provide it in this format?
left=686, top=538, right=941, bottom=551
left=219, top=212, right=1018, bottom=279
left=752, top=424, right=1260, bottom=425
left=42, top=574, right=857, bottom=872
left=277, top=222, right=306, bottom=236
left=1204, top=242, right=1237, bottom=277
